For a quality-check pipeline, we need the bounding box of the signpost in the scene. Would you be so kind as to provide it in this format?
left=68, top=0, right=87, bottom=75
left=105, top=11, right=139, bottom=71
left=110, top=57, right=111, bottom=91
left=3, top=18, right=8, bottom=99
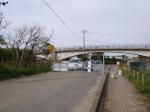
left=47, top=44, right=56, bottom=71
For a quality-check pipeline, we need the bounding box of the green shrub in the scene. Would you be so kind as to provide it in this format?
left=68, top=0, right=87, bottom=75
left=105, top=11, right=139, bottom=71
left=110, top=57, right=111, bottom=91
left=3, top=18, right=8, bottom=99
left=0, top=63, right=51, bottom=80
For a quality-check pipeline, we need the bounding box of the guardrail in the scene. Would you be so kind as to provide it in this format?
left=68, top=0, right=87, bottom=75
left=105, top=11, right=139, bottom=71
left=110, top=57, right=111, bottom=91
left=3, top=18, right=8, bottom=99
left=57, top=44, right=150, bottom=52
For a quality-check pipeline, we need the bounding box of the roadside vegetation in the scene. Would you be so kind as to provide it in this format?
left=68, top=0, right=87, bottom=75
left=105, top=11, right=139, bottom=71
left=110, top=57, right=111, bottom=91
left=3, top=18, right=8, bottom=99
left=0, top=11, right=53, bottom=80
left=122, top=67, right=150, bottom=99
left=0, top=62, right=51, bottom=80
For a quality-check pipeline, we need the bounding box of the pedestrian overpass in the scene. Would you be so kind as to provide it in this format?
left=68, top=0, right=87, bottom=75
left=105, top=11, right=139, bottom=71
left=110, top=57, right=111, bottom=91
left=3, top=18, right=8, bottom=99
left=54, top=44, right=150, bottom=60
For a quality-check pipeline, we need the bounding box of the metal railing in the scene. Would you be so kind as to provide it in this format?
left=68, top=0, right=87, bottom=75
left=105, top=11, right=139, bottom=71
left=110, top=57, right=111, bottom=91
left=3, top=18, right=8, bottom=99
left=57, top=44, right=150, bottom=52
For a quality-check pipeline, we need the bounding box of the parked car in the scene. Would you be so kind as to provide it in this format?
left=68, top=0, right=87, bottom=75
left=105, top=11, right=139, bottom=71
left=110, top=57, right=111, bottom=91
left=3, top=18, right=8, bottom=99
left=68, top=57, right=83, bottom=70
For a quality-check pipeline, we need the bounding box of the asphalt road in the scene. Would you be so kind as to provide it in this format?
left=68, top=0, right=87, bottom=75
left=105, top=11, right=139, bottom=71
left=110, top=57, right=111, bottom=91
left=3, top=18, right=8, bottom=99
left=0, top=72, right=106, bottom=112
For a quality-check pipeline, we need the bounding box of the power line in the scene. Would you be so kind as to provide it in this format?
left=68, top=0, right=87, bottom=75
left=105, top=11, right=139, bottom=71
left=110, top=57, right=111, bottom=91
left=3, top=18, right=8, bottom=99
left=42, top=0, right=81, bottom=40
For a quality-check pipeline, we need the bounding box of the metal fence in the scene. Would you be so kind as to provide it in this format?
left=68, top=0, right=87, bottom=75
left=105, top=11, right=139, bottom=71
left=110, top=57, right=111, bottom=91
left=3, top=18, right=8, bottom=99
left=52, top=62, right=104, bottom=72
left=53, top=63, right=68, bottom=72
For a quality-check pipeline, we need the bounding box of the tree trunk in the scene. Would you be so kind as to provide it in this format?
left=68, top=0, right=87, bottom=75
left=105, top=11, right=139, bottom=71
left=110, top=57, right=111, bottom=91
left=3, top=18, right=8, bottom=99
left=15, top=50, right=19, bottom=67
left=18, top=50, right=26, bottom=67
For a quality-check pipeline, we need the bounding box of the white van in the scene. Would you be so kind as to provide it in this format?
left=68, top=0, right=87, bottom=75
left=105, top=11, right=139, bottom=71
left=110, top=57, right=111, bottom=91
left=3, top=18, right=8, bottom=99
left=68, top=57, right=83, bottom=70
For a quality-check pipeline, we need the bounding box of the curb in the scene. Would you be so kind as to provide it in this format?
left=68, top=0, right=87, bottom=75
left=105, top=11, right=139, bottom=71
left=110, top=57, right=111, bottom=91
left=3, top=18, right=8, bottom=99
left=90, top=72, right=108, bottom=112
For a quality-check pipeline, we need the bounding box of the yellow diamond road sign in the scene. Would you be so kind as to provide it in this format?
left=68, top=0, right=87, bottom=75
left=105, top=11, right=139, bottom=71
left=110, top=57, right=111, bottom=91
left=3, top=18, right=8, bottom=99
left=47, top=45, right=56, bottom=53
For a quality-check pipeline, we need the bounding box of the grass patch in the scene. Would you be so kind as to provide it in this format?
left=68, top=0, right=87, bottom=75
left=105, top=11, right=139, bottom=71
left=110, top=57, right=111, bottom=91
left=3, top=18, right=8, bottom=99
left=122, top=68, right=150, bottom=98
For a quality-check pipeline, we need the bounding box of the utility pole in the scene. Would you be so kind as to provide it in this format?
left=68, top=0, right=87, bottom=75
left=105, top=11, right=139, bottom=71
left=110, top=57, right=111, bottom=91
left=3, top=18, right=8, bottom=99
left=82, top=29, right=87, bottom=61
left=49, top=28, right=55, bottom=71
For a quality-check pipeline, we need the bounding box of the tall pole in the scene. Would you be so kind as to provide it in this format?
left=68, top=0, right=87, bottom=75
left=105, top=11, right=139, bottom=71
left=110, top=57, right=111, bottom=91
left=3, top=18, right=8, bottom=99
left=82, top=29, right=87, bottom=61
left=50, top=28, right=55, bottom=71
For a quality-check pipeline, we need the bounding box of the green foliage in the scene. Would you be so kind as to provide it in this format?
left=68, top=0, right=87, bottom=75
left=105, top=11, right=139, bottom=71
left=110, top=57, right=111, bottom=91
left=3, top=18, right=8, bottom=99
left=91, top=55, right=103, bottom=60
left=105, top=56, right=122, bottom=64
left=77, top=55, right=88, bottom=61
left=0, top=62, right=51, bottom=80
left=0, top=48, right=51, bottom=81
left=0, top=48, right=16, bottom=63
left=122, top=69, right=150, bottom=98
left=78, top=54, right=124, bottom=64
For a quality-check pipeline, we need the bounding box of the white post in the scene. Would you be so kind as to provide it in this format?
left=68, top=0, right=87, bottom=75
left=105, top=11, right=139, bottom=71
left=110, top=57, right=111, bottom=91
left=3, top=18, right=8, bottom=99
left=119, top=70, right=122, bottom=76
left=88, top=53, right=92, bottom=73
left=88, top=61, right=92, bottom=73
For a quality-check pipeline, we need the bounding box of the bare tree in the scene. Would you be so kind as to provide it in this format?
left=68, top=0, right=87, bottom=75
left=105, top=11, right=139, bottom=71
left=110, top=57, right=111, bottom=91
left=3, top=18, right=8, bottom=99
left=7, top=24, right=51, bottom=67
left=0, top=12, right=10, bottom=46
left=0, top=12, right=10, bottom=31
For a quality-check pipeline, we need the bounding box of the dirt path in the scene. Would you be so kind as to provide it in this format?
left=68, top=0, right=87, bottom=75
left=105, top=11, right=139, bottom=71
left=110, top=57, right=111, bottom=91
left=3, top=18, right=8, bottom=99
left=104, top=65, right=149, bottom=112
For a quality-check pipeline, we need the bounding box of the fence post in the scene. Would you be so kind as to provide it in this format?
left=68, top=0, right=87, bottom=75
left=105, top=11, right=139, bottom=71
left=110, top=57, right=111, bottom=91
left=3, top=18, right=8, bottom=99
left=130, top=69, right=132, bottom=76
left=142, top=74, right=145, bottom=87
left=133, top=70, right=135, bottom=78
left=136, top=72, right=139, bottom=81
left=128, top=69, right=130, bottom=76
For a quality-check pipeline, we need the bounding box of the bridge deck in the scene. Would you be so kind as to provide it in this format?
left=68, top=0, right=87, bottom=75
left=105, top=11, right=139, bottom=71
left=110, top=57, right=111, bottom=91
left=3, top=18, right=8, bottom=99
left=56, top=44, right=150, bottom=53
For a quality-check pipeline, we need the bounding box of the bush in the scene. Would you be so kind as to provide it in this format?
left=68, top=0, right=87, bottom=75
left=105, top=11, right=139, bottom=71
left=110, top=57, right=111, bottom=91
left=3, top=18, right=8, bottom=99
left=0, top=63, right=51, bottom=80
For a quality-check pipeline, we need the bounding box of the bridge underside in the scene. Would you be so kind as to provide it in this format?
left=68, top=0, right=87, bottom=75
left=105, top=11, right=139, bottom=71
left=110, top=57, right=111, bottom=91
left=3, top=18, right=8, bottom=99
left=56, top=50, right=150, bottom=60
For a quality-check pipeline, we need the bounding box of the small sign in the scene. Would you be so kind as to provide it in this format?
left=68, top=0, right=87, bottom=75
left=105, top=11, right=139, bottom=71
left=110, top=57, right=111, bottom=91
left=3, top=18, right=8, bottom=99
left=47, top=44, right=56, bottom=53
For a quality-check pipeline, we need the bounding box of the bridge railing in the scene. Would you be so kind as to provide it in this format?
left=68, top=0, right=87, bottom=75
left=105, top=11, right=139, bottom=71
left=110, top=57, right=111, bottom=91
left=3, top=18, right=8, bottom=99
left=57, top=44, right=150, bottom=52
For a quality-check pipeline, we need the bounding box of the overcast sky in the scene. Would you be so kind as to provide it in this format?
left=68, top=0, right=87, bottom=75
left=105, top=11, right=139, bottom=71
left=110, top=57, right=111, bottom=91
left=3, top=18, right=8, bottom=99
left=1, top=0, right=150, bottom=47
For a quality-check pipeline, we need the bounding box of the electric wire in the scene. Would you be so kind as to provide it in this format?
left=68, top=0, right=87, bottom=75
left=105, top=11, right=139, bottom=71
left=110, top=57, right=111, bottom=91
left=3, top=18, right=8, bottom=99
left=42, top=0, right=82, bottom=40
